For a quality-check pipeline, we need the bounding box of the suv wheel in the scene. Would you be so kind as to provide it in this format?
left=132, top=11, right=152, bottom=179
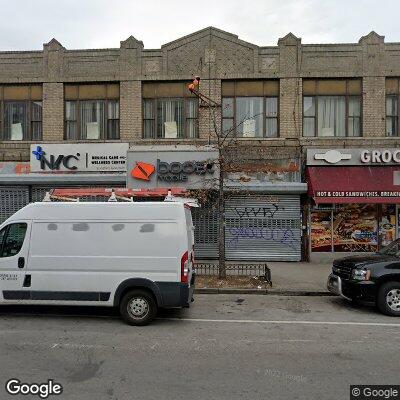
left=120, top=289, right=158, bottom=326
left=377, top=282, right=400, bottom=316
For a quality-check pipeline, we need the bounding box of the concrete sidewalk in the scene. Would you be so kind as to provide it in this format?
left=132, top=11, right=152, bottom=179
left=196, top=252, right=367, bottom=295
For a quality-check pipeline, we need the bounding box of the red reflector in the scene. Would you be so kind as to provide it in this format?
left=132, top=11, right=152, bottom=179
left=181, top=250, right=189, bottom=283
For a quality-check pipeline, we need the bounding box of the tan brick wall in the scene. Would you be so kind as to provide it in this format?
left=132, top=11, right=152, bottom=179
left=362, top=76, right=386, bottom=137
left=198, top=79, right=221, bottom=141
left=120, top=80, right=141, bottom=141
left=2, top=29, right=400, bottom=161
left=279, top=78, right=302, bottom=138
left=42, top=82, right=64, bottom=141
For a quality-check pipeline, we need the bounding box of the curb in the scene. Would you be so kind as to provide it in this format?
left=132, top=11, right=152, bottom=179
left=195, top=288, right=335, bottom=296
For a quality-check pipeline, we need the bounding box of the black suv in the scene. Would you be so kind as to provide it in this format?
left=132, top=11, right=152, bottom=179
left=327, top=239, right=400, bottom=316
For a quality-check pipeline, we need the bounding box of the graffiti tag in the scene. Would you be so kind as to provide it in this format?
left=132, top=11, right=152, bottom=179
left=234, top=205, right=285, bottom=219
left=228, top=227, right=299, bottom=250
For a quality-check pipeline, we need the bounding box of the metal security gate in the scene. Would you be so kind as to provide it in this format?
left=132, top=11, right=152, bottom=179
left=192, top=207, right=219, bottom=259
left=0, top=186, right=30, bottom=223
left=225, top=194, right=302, bottom=261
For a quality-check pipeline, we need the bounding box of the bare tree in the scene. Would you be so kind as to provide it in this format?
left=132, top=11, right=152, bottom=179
left=188, top=77, right=264, bottom=279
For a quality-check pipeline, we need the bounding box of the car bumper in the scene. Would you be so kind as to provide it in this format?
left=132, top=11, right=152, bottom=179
left=327, top=274, right=376, bottom=302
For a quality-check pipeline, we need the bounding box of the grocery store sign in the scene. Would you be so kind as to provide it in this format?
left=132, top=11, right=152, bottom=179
left=30, top=143, right=129, bottom=172
left=308, top=148, right=400, bottom=166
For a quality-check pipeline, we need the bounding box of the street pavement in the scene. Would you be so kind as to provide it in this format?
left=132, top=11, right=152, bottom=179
left=0, top=295, right=399, bottom=400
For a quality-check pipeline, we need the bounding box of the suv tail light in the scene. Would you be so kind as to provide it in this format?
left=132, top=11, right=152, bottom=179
left=181, top=251, right=189, bottom=283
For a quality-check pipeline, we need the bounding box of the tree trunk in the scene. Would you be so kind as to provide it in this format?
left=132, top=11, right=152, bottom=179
left=218, top=155, right=226, bottom=279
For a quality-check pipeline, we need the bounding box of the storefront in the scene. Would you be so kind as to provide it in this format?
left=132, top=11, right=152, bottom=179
left=127, top=146, right=307, bottom=261
left=307, top=148, right=400, bottom=254
left=0, top=143, right=129, bottom=223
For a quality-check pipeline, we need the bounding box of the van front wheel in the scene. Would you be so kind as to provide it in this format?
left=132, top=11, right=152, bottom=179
left=120, top=289, right=158, bottom=326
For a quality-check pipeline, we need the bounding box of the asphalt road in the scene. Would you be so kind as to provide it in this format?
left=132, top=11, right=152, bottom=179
left=0, top=295, right=399, bottom=400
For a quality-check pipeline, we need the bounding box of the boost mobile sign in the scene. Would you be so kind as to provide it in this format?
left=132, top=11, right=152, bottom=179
left=30, top=143, right=129, bottom=173
left=127, top=145, right=219, bottom=189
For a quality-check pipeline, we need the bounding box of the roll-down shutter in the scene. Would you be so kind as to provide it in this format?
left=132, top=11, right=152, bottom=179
left=0, top=186, right=30, bottom=224
left=225, top=194, right=301, bottom=261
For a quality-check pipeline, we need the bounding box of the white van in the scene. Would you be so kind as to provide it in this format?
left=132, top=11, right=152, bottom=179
left=0, top=201, right=195, bottom=325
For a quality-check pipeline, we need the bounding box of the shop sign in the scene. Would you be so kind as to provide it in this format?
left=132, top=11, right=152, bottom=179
left=127, top=146, right=218, bottom=189
left=315, top=191, right=400, bottom=199
left=30, top=143, right=129, bottom=173
left=308, top=148, right=400, bottom=166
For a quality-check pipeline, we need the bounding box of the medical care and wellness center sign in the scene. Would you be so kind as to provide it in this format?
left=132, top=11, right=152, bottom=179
left=30, top=143, right=129, bottom=173
left=126, top=145, right=219, bottom=189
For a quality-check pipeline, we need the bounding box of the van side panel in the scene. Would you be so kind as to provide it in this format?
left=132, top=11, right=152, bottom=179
left=26, top=220, right=182, bottom=305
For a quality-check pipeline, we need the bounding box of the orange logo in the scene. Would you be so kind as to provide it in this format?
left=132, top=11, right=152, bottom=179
left=131, top=161, right=155, bottom=181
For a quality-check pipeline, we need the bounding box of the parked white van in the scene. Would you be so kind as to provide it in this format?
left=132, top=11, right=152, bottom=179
left=0, top=201, right=195, bottom=325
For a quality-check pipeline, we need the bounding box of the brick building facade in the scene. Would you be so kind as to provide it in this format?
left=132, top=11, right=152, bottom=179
left=1, top=27, right=400, bottom=260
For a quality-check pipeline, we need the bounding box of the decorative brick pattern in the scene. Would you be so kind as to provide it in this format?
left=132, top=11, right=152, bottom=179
left=43, top=82, right=64, bottom=141
left=279, top=78, right=302, bottom=138
left=362, top=76, right=386, bottom=137
left=198, top=79, right=222, bottom=141
left=120, top=80, right=142, bottom=141
left=2, top=28, right=400, bottom=160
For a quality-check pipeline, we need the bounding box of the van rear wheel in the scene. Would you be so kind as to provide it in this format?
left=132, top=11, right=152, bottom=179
left=120, top=289, right=158, bottom=326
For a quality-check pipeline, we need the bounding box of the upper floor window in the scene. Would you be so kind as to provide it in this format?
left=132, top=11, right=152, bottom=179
left=303, top=79, right=362, bottom=138
left=222, top=80, right=279, bottom=138
left=0, top=85, right=42, bottom=141
left=386, top=78, right=400, bottom=137
left=142, top=82, right=198, bottom=139
left=64, top=83, right=120, bottom=140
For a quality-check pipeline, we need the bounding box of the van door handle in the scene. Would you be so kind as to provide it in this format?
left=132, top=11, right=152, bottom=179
left=18, top=257, right=25, bottom=269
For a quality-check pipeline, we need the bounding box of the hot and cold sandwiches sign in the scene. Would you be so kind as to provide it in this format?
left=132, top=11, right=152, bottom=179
left=30, top=143, right=129, bottom=173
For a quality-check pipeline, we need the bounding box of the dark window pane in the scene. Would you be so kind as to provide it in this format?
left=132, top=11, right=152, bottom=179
left=1, top=223, right=27, bottom=258
left=222, top=118, right=234, bottom=136
left=266, top=118, right=278, bottom=137
left=143, top=100, right=154, bottom=119
left=266, top=97, right=278, bottom=117
left=66, top=121, right=78, bottom=140
left=222, top=98, right=234, bottom=118
left=32, top=101, right=42, bottom=121
left=186, top=98, right=198, bottom=118
left=144, top=120, right=155, bottom=139
left=31, top=121, right=42, bottom=141
left=348, top=117, right=361, bottom=137
left=107, top=119, right=120, bottom=139
left=108, top=100, right=119, bottom=119
left=348, top=96, right=361, bottom=117
left=303, top=97, right=315, bottom=117
left=4, top=102, right=28, bottom=140
left=386, top=96, right=398, bottom=117
left=303, top=117, right=315, bottom=137
left=386, top=117, right=398, bottom=137
left=66, top=101, right=77, bottom=121
left=187, top=119, right=198, bottom=138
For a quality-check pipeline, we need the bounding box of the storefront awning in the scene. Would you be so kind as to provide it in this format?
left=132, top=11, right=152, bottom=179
left=308, top=166, right=400, bottom=204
